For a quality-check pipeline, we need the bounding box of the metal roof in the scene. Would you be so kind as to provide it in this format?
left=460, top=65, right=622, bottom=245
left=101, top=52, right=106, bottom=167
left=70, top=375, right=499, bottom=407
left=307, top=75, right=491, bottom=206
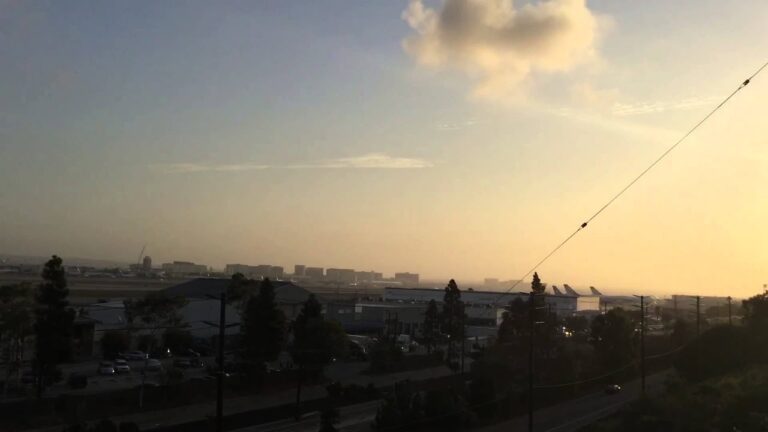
left=163, top=277, right=317, bottom=304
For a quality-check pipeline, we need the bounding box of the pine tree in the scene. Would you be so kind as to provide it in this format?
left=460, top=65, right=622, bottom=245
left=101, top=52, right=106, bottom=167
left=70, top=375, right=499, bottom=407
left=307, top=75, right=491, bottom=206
left=241, top=278, right=286, bottom=366
left=441, top=279, right=465, bottom=367
left=291, top=294, right=348, bottom=419
left=531, top=272, right=545, bottom=295
left=34, top=255, right=75, bottom=395
left=422, top=299, right=439, bottom=353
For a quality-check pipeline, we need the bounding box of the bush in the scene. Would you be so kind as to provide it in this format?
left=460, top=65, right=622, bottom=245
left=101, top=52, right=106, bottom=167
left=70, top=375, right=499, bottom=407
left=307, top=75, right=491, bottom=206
left=326, top=382, right=380, bottom=403
left=368, top=342, right=404, bottom=373
left=100, top=331, right=131, bottom=359
left=674, top=325, right=748, bottom=381
left=162, top=329, right=193, bottom=354
left=163, top=367, right=185, bottom=385
left=135, top=335, right=157, bottom=352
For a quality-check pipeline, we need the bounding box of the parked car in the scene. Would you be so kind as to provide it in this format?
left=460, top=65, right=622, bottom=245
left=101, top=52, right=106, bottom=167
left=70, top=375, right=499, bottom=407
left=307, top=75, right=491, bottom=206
left=347, top=340, right=368, bottom=361
left=177, top=348, right=201, bottom=358
left=67, top=373, right=88, bottom=389
left=191, top=343, right=212, bottom=357
left=604, top=384, right=622, bottom=395
left=150, top=348, right=173, bottom=359
left=98, top=362, right=116, bottom=375
left=20, top=370, right=36, bottom=385
left=123, top=351, right=148, bottom=361
left=145, top=358, right=163, bottom=372
left=173, top=359, right=192, bottom=369
left=114, top=359, right=131, bottom=373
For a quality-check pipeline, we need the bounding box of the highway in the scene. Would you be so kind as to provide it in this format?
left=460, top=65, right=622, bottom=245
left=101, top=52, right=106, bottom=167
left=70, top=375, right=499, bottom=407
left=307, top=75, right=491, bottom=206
left=232, top=371, right=669, bottom=432
left=231, top=400, right=380, bottom=432
left=478, top=371, right=670, bottom=432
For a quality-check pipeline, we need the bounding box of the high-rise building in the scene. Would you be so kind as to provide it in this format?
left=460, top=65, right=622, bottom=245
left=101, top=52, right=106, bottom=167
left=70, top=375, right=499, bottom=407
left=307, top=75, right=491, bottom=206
left=394, top=272, right=419, bottom=286
left=305, top=267, right=324, bottom=280
left=326, top=268, right=355, bottom=284
left=142, top=256, right=152, bottom=272
left=294, top=265, right=306, bottom=276
left=161, top=261, right=208, bottom=276
left=225, top=264, right=283, bottom=280
left=355, top=271, right=376, bottom=283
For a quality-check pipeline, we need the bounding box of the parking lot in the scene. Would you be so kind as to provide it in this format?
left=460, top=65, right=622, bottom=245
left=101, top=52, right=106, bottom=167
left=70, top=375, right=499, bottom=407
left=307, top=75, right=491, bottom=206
left=3, top=355, right=214, bottom=398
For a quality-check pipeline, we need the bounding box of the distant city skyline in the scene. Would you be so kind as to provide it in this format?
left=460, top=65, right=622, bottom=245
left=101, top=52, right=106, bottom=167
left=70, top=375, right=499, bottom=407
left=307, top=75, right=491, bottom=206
left=3, top=2, right=768, bottom=298
left=3, top=250, right=755, bottom=298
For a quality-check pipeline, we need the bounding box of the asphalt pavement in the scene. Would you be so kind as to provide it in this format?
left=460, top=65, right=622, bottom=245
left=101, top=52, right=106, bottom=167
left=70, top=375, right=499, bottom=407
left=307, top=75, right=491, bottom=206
left=231, top=400, right=381, bottom=432
left=478, top=371, right=670, bottom=432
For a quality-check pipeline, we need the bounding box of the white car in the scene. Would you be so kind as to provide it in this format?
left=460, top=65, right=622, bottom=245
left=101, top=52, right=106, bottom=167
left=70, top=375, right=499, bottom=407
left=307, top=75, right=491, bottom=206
left=124, top=351, right=148, bottom=361
left=145, top=358, right=163, bottom=372
left=114, top=359, right=131, bottom=373
left=98, top=361, right=115, bottom=375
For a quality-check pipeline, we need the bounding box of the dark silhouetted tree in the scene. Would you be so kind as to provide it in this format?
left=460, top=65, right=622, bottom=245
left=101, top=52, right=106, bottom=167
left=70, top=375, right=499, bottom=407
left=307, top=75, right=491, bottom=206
left=124, top=292, right=187, bottom=353
left=318, top=405, right=340, bottom=432
left=291, top=294, right=348, bottom=419
left=422, top=299, right=439, bottom=353
left=34, top=255, right=75, bottom=395
left=564, top=316, right=588, bottom=336
left=674, top=325, right=747, bottom=381
left=124, top=293, right=187, bottom=330
left=497, top=297, right=528, bottom=345
left=671, top=319, right=694, bottom=347
left=590, top=308, right=635, bottom=371
left=742, top=293, right=768, bottom=330
left=226, top=272, right=251, bottom=308
left=441, top=280, right=465, bottom=365
left=531, top=272, right=545, bottom=295
left=0, top=283, right=34, bottom=392
left=101, top=330, right=131, bottom=359
left=162, top=328, right=193, bottom=354
left=241, top=278, right=286, bottom=367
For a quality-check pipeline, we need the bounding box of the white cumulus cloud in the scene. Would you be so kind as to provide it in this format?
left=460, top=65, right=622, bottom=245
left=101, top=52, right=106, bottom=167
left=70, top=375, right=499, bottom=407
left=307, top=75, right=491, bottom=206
left=401, top=0, right=606, bottom=100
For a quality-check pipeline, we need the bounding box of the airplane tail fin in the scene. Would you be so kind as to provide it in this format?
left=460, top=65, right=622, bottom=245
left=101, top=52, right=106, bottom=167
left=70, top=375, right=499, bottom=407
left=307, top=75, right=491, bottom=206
left=563, top=284, right=580, bottom=297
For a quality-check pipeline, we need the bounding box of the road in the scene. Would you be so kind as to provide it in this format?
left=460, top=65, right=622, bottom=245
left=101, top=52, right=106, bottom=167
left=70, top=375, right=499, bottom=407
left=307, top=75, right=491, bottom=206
left=231, top=400, right=381, bottom=432
left=478, top=371, right=670, bottom=432
left=22, top=361, right=455, bottom=432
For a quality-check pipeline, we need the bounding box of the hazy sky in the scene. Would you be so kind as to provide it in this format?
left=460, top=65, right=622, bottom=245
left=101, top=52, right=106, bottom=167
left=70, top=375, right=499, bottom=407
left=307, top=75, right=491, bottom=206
left=2, top=1, right=768, bottom=297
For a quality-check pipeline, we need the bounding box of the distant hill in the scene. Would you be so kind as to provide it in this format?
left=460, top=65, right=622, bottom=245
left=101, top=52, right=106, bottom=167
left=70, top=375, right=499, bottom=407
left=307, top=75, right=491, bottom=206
left=0, top=253, right=129, bottom=269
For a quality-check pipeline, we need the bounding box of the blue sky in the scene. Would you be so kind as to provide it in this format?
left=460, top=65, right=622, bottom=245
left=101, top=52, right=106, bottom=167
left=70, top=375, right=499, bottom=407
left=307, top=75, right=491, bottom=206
left=2, top=1, right=768, bottom=295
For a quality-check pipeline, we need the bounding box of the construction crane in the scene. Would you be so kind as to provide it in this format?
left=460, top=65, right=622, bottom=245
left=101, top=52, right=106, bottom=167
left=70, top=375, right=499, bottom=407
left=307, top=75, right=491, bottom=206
left=137, top=245, right=146, bottom=270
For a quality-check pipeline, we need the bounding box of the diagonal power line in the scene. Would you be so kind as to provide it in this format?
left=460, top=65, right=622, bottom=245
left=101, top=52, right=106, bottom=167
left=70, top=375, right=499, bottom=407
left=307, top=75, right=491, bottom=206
left=493, top=60, right=768, bottom=306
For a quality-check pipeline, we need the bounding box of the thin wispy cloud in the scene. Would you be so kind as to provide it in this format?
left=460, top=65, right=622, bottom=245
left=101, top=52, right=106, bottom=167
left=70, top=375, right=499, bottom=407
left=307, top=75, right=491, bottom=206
left=612, top=96, right=720, bottom=116
left=154, top=153, right=433, bottom=174
left=541, top=104, right=680, bottom=143
left=294, top=153, right=434, bottom=169
left=435, top=119, right=479, bottom=131
left=157, top=163, right=269, bottom=174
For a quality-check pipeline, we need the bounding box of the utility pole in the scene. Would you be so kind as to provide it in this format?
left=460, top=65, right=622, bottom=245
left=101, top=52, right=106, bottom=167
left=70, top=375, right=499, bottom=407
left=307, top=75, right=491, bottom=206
left=727, top=296, right=732, bottom=326
left=673, top=296, right=678, bottom=319
left=528, top=291, right=535, bottom=432
left=696, top=296, right=701, bottom=337
left=633, top=295, right=646, bottom=397
left=640, top=296, right=646, bottom=397
left=216, top=292, right=225, bottom=432
left=460, top=312, right=466, bottom=376
left=203, top=291, right=238, bottom=432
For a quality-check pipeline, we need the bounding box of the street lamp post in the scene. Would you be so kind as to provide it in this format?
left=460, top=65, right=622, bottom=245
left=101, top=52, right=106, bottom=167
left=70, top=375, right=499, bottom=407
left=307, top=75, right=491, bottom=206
left=633, top=295, right=646, bottom=397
